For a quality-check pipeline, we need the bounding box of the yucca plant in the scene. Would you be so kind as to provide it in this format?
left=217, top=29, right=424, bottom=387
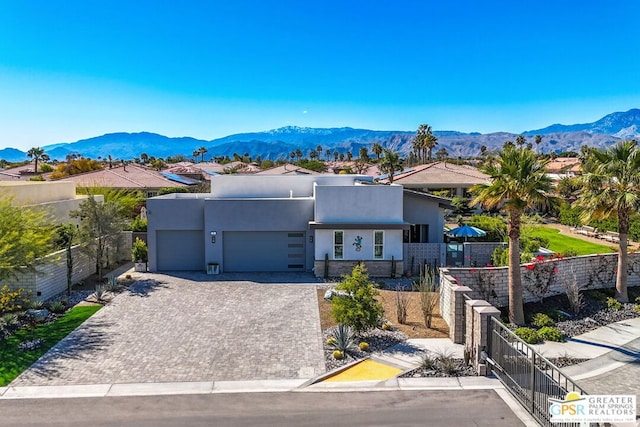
left=48, top=301, right=66, bottom=314
left=328, top=324, right=357, bottom=352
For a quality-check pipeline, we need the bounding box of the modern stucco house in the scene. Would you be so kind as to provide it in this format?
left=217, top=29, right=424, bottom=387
left=147, top=174, right=450, bottom=276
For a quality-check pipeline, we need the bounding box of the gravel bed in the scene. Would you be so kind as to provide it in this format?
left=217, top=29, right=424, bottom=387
left=322, top=327, right=407, bottom=372
left=554, top=301, right=639, bottom=337
left=46, top=290, right=95, bottom=307
left=401, top=360, right=477, bottom=378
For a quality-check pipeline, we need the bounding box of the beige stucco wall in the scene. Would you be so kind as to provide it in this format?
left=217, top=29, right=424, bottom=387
left=0, top=181, right=103, bottom=225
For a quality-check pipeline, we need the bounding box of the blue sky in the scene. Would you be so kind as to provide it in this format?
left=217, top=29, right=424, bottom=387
left=1, top=0, right=639, bottom=150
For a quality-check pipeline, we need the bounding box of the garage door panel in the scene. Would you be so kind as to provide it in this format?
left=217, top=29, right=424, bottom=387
left=223, top=231, right=305, bottom=272
left=157, top=230, right=204, bottom=271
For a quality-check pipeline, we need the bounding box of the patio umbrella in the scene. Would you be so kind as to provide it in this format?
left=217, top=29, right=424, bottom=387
left=447, top=224, right=487, bottom=241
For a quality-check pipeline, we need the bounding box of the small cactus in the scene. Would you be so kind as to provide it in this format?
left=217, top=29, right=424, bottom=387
left=326, top=337, right=337, bottom=346
left=358, top=342, right=369, bottom=352
left=332, top=350, right=344, bottom=360
left=382, top=322, right=392, bottom=331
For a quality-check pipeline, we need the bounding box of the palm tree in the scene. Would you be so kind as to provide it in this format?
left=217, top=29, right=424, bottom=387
left=192, top=150, right=200, bottom=163
left=27, top=147, right=46, bottom=173
left=535, top=135, right=542, bottom=154
left=515, top=135, right=526, bottom=147
left=333, top=150, right=339, bottom=161
left=378, top=149, right=403, bottom=184
left=295, top=149, right=303, bottom=161
left=359, top=147, right=369, bottom=161
left=140, top=153, right=149, bottom=164
left=470, top=145, right=554, bottom=324
left=372, top=143, right=383, bottom=160
left=413, top=124, right=438, bottom=163
left=577, top=140, right=640, bottom=303
left=346, top=151, right=353, bottom=161
left=316, top=145, right=323, bottom=159
left=198, top=146, right=208, bottom=163
left=309, top=150, right=317, bottom=160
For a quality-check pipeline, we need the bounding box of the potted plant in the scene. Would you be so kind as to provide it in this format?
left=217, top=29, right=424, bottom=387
left=131, top=237, right=148, bottom=272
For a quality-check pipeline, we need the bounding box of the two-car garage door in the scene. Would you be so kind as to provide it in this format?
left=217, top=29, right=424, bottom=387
left=223, top=231, right=306, bottom=272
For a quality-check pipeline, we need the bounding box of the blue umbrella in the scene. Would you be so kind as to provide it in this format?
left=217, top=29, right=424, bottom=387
left=447, top=224, right=487, bottom=241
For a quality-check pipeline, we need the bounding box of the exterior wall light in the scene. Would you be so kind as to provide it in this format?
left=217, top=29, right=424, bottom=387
left=211, top=231, right=217, bottom=243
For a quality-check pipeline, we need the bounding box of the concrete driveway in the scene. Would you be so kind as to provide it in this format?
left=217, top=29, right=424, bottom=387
left=11, top=273, right=326, bottom=386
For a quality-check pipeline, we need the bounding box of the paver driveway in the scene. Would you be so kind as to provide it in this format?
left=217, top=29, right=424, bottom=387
left=11, top=273, right=326, bottom=386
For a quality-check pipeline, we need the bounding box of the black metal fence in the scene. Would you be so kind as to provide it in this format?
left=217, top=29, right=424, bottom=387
left=487, top=317, right=589, bottom=427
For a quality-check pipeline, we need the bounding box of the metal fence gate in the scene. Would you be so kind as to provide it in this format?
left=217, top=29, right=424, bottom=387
left=486, top=317, right=589, bottom=427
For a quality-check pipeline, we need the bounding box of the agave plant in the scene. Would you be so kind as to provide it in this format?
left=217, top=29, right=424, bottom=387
left=48, top=301, right=66, bottom=314
left=29, top=300, right=44, bottom=310
left=105, top=276, right=119, bottom=292
left=1, top=313, right=19, bottom=333
left=92, top=284, right=106, bottom=302
left=328, top=324, right=357, bottom=352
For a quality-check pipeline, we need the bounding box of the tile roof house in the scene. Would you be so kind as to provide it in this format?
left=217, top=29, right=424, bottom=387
left=378, top=161, right=489, bottom=197
left=55, top=164, right=193, bottom=197
left=0, top=164, right=44, bottom=181
left=255, top=163, right=320, bottom=175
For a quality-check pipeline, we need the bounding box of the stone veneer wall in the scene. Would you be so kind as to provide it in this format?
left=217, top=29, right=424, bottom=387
left=440, top=252, right=640, bottom=314
left=313, top=260, right=397, bottom=278
left=5, top=231, right=133, bottom=301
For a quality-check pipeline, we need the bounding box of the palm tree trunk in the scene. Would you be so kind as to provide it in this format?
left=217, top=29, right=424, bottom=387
left=508, top=211, right=525, bottom=324
left=616, top=209, right=630, bottom=302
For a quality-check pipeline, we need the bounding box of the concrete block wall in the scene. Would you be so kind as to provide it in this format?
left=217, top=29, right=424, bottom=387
left=403, top=243, right=444, bottom=275
left=463, top=242, right=506, bottom=267
left=5, top=231, right=134, bottom=302
left=441, top=252, right=640, bottom=310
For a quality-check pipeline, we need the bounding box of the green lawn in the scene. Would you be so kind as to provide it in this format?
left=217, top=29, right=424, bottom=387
left=0, top=305, right=101, bottom=386
left=528, top=226, right=616, bottom=256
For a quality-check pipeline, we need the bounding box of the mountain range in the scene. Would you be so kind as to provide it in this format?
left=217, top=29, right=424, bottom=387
left=1, top=109, right=639, bottom=163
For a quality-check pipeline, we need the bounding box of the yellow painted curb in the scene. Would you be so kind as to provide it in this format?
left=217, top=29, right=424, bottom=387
left=323, top=359, right=402, bottom=382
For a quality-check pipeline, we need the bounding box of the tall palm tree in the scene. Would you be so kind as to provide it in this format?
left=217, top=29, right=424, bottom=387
left=198, top=146, right=208, bottom=163
left=346, top=151, right=353, bottom=161
left=378, top=149, right=403, bottom=184
left=577, top=140, right=640, bottom=303
left=470, top=145, right=554, bottom=324
left=359, top=147, right=369, bottom=161
left=535, top=135, right=542, bottom=154
left=413, top=124, right=438, bottom=163
left=316, top=145, right=323, bottom=159
left=372, top=143, right=383, bottom=160
left=27, top=147, right=46, bottom=173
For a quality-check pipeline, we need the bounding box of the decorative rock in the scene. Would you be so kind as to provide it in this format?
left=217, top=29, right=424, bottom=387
left=18, top=338, right=44, bottom=352
left=26, top=309, right=50, bottom=322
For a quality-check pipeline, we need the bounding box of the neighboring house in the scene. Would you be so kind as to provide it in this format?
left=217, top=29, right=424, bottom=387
left=147, top=175, right=450, bottom=276
left=0, top=164, right=43, bottom=181
left=378, top=162, right=489, bottom=197
left=55, top=164, right=194, bottom=197
left=255, top=163, right=319, bottom=175
left=0, top=181, right=103, bottom=224
left=545, top=157, right=582, bottom=181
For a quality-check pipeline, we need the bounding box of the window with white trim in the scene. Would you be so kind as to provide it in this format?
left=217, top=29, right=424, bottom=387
left=333, top=230, right=344, bottom=259
left=374, top=230, right=384, bottom=259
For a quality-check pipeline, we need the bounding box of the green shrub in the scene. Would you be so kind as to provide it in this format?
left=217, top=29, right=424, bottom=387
left=330, top=264, right=383, bottom=332
left=468, top=215, right=507, bottom=242
left=562, top=249, right=578, bottom=258
left=606, top=297, right=623, bottom=311
left=634, top=304, right=640, bottom=315
left=48, top=301, right=66, bottom=314
left=538, top=326, right=564, bottom=342
left=514, top=327, right=542, bottom=344
left=531, top=313, right=554, bottom=328
left=131, top=237, right=148, bottom=263
left=591, top=290, right=609, bottom=302
left=130, top=217, right=147, bottom=232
